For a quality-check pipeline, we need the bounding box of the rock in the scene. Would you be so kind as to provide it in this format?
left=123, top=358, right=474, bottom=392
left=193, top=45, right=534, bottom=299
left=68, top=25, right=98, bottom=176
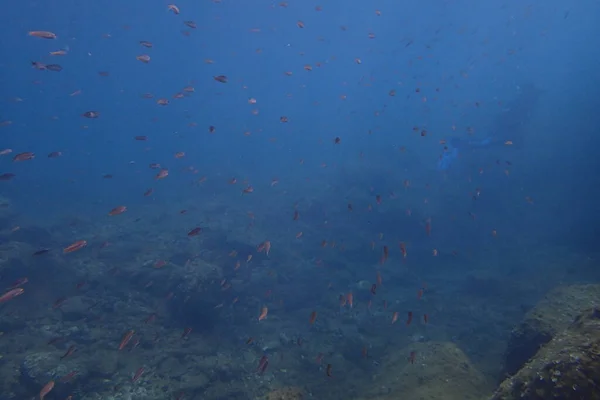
left=502, top=284, right=600, bottom=377
left=361, top=342, right=491, bottom=400
left=491, top=307, right=600, bottom=400
left=59, top=296, right=95, bottom=321
left=264, top=386, right=304, bottom=400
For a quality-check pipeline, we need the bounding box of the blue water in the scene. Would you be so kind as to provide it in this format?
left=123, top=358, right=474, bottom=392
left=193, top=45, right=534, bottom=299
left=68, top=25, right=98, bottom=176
left=0, top=0, right=599, bottom=399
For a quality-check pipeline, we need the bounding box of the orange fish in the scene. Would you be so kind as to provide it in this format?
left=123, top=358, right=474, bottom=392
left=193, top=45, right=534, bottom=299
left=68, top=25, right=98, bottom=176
left=257, top=241, right=271, bottom=256
left=39, top=380, right=54, bottom=400
left=409, top=351, right=416, bottom=364
left=392, top=311, right=398, bottom=324
left=63, top=240, right=87, bottom=254
left=13, top=152, right=35, bottom=161
left=346, top=292, right=353, bottom=308
left=108, top=206, right=127, bottom=216
left=119, top=330, right=135, bottom=350
left=425, top=218, right=432, bottom=236
left=399, top=242, right=407, bottom=258
left=309, top=311, right=317, bottom=324
left=381, top=245, right=389, bottom=264
left=258, top=306, right=268, bottom=321
left=0, top=288, right=24, bottom=303
left=29, top=31, right=57, bottom=39
left=155, top=169, right=169, bottom=179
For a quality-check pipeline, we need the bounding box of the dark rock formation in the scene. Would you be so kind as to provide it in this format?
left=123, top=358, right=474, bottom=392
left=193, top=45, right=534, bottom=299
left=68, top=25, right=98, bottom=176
left=502, top=284, right=600, bottom=377
left=491, top=307, right=600, bottom=400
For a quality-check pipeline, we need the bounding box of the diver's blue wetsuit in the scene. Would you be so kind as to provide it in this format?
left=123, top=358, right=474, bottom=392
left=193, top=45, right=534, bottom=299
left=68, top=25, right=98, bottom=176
left=437, top=137, right=494, bottom=170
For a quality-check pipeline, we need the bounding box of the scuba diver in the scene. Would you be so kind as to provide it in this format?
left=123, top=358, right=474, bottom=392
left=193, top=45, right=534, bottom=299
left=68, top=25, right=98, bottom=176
left=437, top=136, right=498, bottom=170
left=437, top=83, right=543, bottom=171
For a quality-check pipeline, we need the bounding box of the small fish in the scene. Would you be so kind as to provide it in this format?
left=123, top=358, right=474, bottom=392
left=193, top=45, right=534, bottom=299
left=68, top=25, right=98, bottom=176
left=63, top=240, right=87, bottom=253
left=29, top=31, right=57, bottom=39
left=346, top=292, right=353, bottom=308
left=258, top=306, right=268, bottom=321
left=60, top=345, right=76, bottom=360
left=408, top=351, right=416, bottom=364
left=132, top=367, right=145, bottom=383
left=213, top=75, right=227, bottom=83
left=9, top=277, right=28, bottom=289
left=181, top=327, right=192, bottom=339
left=46, top=64, right=63, bottom=71
left=0, top=288, right=24, bottom=303
left=108, top=206, right=127, bottom=216
left=144, top=313, right=157, bottom=324
left=82, top=111, right=100, bottom=118
left=60, top=371, right=78, bottom=383
left=0, top=173, right=15, bottom=181
left=155, top=169, right=169, bottom=179
left=39, top=381, right=55, bottom=400
left=187, top=227, right=202, bottom=236
left=53, top=296, right=67, bottom=309
left=47, top=336, right=65, bottom=345
left=136, top=54, right=151, bottom=63
left=257, top=240, right=271, bottom=256
left=13, top=152, right=35, bottom=161
left=256, top=355, right=268, bottom=374
left=119, top=330, right=135, bottom=350
left=309, top=311, right=317, bottom=325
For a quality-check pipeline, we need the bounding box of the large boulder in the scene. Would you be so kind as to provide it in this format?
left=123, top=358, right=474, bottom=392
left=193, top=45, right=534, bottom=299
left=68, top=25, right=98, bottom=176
left=503, top=284, right=600, bottom=377
left=491, top=307, right=600, bottom=399
left=361, top=342, right=491, bottom=400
